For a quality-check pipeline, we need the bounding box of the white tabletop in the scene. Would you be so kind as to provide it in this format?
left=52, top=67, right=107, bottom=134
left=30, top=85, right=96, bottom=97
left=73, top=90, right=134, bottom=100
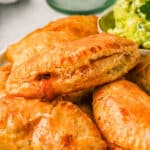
left=0, top=0, right=67, bottom=50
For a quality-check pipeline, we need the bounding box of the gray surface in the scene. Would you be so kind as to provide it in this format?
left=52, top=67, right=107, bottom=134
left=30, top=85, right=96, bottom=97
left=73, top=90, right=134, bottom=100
left=0, top=0, right=66, bottom=50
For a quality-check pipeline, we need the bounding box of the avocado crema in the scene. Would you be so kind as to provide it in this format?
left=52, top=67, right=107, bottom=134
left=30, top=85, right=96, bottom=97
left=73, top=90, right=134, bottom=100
left=108, top=0, right=150, bottom=49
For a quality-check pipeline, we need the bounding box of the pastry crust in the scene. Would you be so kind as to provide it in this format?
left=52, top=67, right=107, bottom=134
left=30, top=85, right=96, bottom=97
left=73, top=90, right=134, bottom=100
left=127, top=55, right=150, bottom=94
left=0, top=64, right=91, bottom=103
left=0, top=64, right=11, bottom=90
left=5, top=15, right=98, bottom=67
left=0, top=65, right=12, bottom=98
left=44, top=15, right=98, bottom=36
left=93, top=80, right=150, bottom=150
left=6, top=33, right=140, bottom=99
left=0, top=95, right=106, bottom=149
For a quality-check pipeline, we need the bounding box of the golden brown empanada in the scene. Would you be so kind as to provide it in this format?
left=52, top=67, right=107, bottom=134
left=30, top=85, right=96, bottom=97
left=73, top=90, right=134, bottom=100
left=6, top=33, right=140, bottom=99
left=5, top=15, right=98, bottom=67
left=93, top=80, right=150, bottom=150
left=127, top=54, right=150, bottom=95
left=0, top=95, right=106, bottom=149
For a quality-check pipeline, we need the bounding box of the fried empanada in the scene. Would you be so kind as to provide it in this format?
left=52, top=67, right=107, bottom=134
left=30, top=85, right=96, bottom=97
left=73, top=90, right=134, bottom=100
left=93, top=80, right=150, bottom=150
left=5, top=15, right=98, bottom=67
left=0, top=95, right=106, bottom=149
left=6, top=33, right=140, bottom=99
left=127, top=54, right=150, bottom=95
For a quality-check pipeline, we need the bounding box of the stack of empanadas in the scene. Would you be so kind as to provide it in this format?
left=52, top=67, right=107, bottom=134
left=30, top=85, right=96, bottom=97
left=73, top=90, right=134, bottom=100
left=1, top=15, right=150, bottom=149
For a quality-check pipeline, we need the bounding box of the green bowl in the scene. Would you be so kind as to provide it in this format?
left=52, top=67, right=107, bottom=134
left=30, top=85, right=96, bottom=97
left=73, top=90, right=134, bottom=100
left=47, top=0, right=116, bottom=14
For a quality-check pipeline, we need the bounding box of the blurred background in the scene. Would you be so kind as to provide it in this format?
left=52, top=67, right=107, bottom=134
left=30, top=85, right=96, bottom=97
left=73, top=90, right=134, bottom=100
left=0, top=0, right=115, bottom=50
left=0, top=0, right=65, bottom=50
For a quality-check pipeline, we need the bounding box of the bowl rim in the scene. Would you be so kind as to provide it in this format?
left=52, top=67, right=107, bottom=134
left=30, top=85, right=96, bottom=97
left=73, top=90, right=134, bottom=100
left=97, top=6, right=114, bottom=33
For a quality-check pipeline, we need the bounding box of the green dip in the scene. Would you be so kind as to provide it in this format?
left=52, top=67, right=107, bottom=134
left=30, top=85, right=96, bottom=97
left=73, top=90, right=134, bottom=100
left=108, top=0, right=150, bottom=49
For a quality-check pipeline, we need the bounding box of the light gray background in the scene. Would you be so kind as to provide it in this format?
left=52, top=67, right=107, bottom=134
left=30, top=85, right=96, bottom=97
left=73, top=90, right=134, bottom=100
left=0, top=0, right=66, bottom=50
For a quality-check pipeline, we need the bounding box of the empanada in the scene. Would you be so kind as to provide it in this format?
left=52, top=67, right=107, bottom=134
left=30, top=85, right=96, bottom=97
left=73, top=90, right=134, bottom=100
left=0, top=95, right=106, bottom=149
left=5, top=15, right=98, bottom=67
left=6, top=33, right=140, bottom=99
left=127, top=54, right=150, bottom=94
left=93, top=80, right=150, bottom=149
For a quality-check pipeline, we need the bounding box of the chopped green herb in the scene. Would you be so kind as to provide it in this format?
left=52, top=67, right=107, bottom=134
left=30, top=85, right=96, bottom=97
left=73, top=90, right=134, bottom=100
left=140, top=1, right=150, bottom=20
